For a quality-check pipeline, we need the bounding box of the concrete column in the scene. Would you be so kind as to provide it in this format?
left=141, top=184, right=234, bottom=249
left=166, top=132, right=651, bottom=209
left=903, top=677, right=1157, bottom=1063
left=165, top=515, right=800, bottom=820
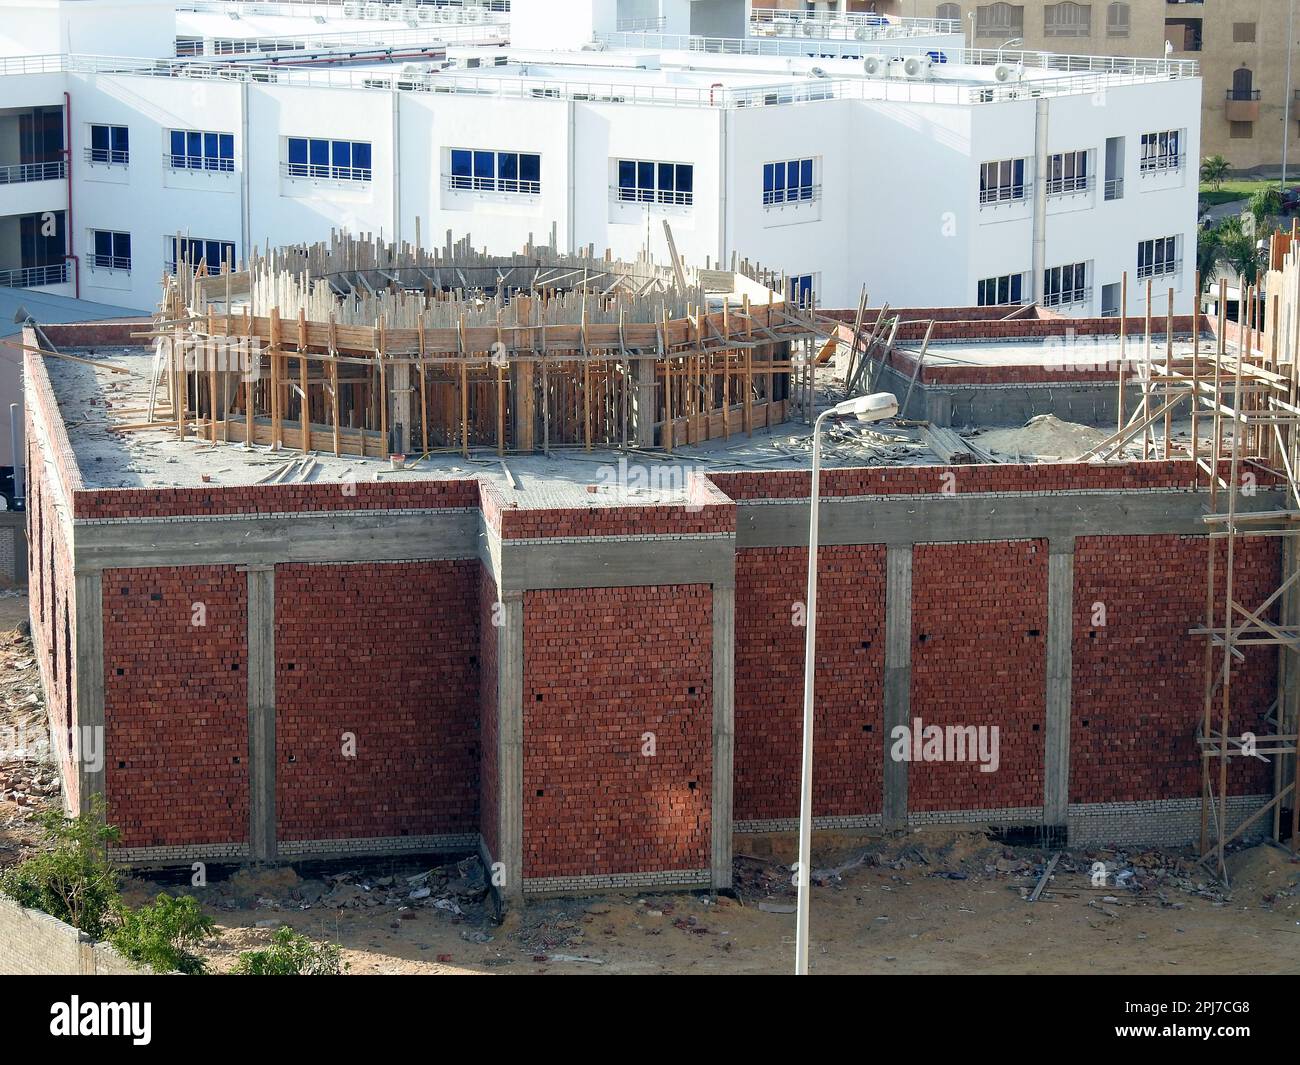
left=496, top=589, right=525, bottom=903
left=246, top=565, right=277, bottom=861
left=73, top=573, right=104, bottom=817
left=1044, top=538, right=1075, bottom=827
left=1030, top=97, right=1049, bottom=305
left=711, top=580, right=735, bottom=891
left=883, top=544, right=912, bottom=830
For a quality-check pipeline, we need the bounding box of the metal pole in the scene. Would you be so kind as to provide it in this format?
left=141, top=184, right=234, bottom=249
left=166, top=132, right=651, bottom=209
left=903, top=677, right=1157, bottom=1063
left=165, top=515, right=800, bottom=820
left=9, top=403, right=22, bottom=509
left=1285, top=0, right=1296, bottom=188
left=796, top=408, right=830, bottom=975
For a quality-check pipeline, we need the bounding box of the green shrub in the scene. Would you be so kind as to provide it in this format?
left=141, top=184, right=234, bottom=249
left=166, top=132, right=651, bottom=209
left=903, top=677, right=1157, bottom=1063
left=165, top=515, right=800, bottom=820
left=109, top=893, right=216, bottom=974
left=0, top=798, right=121, bottom=938
left=231, top=926, right=345, bottom=975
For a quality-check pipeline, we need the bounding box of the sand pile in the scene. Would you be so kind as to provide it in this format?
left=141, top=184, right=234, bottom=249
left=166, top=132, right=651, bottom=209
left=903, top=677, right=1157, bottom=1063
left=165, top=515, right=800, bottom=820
left=972, top=415, right=1108, bottom=461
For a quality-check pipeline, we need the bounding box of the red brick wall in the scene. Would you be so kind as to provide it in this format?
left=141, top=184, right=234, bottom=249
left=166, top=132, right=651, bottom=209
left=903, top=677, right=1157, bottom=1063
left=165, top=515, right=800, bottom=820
left=101, top=566, right=248, bottom=848
left=1071, top=535, right=1277, bottom=803
left=478, top=567, right=500, bottom=862
left=910, top=541, right=1048, bottom=812
left=274, top=561, right=479, bottom=842
left=522, top=585, right=712, bottom=878
left=733, top=546, right=886, bottom=822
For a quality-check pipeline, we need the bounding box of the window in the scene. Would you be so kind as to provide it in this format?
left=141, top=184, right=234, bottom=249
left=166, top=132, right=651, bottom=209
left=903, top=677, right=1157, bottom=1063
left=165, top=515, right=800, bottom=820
left=936, top=3, right=960, bottom=19
left=449, top=148, right=541, bottom=194
left=1230, top=121, right=1255, bottom=140
left=88, top=124, right=128, bottom=165
left=1043, top=262, right=1088, bottom=307
left=169, top=130, right=235, bottom=172
left=91, top=230, right=131, bottom=272
left=1233, top=22, right=1257, bottom=43
left=616, top=159, right=694, bottom=205
left=1165, top=17, right=1202, bottom=52
left=1139, top=130, right=1182, bottom=173
left=974, top=3, right=1023, bottom=38
left=1137, top=236, right=1178, bottom=279
left=977, top=273, right=1025, bottom=306
left=170, top=237, right=236, bottom=274
left=1044, top=2, right=1091, bottom=36
left=762, top=158, right=815, bottom=206
left=979, top=158, right=1027, bottom=204
left=788, top=274, right=816, bottom=308
left=1106, top=2, right=1129, bottom=37
left=286, top=137, right=372, bottom=182
left=1230, top=66, right=1256, bottom=100
left=1046, top=150, right=1089, bottom=195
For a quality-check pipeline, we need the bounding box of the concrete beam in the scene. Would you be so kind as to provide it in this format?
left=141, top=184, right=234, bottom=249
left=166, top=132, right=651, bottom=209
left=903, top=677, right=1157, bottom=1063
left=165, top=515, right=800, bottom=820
left=711, top=579, right=735, bottom=891
left=496, top=589, right=525, bottom=904
left=72, top=573, right=104, bottom=817
left=245, top=565, right=277, bottom=861
left=883, top=545, right=911, bottom=830
left=496, top=535, right=735, bottom=592
left=1044, top=538, right=1074, bottom=826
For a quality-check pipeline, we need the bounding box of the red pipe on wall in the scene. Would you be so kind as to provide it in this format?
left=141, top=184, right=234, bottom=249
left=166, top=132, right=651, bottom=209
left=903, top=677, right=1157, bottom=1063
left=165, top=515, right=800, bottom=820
left=63, top=90, right=79, bottom=298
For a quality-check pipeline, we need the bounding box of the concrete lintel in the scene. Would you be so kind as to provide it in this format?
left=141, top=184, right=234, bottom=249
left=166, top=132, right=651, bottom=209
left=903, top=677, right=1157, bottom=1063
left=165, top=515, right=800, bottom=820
left=882, top=545, right=912, bottom=830
left=1044, top=537, right=1075, bottom=826
left=72, top=572, right=104, bottom=818
left=496, top=589, right=525, bottom=904
left=72, top=510, right=480, bottom=574
left=246, top=567, right=276, bottom=862
left=711, top=580, right=735, bottom=891
left=497, top=535, right=735, bottom=592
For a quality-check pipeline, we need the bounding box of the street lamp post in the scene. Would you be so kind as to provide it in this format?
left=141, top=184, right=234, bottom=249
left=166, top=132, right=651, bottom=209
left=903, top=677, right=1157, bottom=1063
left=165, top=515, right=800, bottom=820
left=795, top=391, right=900, bottom=975
left=997, top=37, right=1023, bottom=65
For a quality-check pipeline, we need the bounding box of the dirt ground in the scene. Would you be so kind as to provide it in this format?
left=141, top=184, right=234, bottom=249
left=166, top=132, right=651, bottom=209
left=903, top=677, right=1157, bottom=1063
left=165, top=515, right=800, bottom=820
left=2, top=610, right=1298, bottom=976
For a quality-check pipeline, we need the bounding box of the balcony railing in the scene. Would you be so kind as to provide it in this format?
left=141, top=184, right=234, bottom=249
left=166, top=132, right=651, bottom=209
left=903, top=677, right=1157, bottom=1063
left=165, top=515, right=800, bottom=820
left=762, top=184, right=821, bottom=207
left=1046, top=173, right=1092, bottom=196
left=1043, top=286, right=1092, bottom=308
left=0, top=160, right=65, bottom=184
left=979, top=182, right=1030, bottom=205
left=0, top=262, right=68, bottom=288
left=615, top=16, right=666, bottom=33
left=281, top=160, right=371, bottom=183
left=85, top=147, right=128, bottom=166
left=1136, top=258, right=1180, bottom=280
left=613, top=186, right=694, bottom=206
left=89, top=254, right=131, bottom=272
left=1104, top=177, right=1124, bottom=200
left=446, top=173, right=540, bottom=195
left=1227, top=89, right=1262, bottom=101
left=166, top=153, right=235, bottom=172
left=1139, top=154, right=1184, bottom=174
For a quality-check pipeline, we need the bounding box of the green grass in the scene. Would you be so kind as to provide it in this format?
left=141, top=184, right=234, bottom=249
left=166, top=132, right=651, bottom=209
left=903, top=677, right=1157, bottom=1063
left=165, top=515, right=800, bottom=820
left=1199, top=179, right=1285, bottom=206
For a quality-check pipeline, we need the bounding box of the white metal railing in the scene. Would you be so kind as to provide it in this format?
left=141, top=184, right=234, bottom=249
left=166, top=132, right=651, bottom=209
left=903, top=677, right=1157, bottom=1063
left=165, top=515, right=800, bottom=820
left=282, top=160, right=372, bottom=182
left=85, top=146, right=128, bottom=165
left=1104, top=177, right=1124, bottom=199
left=0, top=160, right=65, bottom=184
left=1042, top=285, right=1092, bottom=308
left=447, top=173, right=539, bottom=195
left=89, top=254, right=131, bottom=271
left=612, top=185, right=692, bottom=206
left=0, top=262, right=68, bottom=288
left=166, top=152, right=236, bottom=172
left=0, top=51, right=1199, bottom=110
left=616, top=16, right=666, bottom=33
left=1046, top=173, right=1091, bottom=196
left=979, top=182, right=1030, bottom=205
left=196, top=24, right=501, bottom=55
left=1137, top=258, right=1181, bottom=281
left=763, top=183, right=820, bottom=207
left=1139, top=153, right=1185, bottom=174
left=176, top=0, right=509, bottom=23
left=749, top=8, right=961, bottom=38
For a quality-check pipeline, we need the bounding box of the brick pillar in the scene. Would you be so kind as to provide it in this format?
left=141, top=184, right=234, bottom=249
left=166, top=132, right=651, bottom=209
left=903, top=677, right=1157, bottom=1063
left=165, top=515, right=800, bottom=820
left=73, top=572, right=104, bottom=817
left=246, top=565, right=277, bottom=861
left=883, top=544, right=911, bottom=830
left=711, top=579, right=735, bottom=891
left=496, top=589, right=524, bottom=904
left=1044, top=538, right=1075, bottom=827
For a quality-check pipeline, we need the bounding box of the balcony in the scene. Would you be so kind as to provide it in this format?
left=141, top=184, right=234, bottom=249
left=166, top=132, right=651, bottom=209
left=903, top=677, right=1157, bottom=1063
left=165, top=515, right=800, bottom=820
left=1226, top=89, right=1261, bottom=123
left=0, top=262, right=68, bottom=288
left=0, top=160, right=65, bottom=185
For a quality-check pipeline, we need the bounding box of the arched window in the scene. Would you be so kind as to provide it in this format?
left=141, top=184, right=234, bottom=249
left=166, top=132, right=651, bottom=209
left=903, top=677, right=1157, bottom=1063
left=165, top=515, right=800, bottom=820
left=937, top=3, right=960, bottom=21
left=1106, top=2, right=1130, bottom=37
left=1045, top=1, right=1091, bottom=37
left=974, top=2, right=1024, bottom=38
left=1232, top=66, right=1255, bottom=99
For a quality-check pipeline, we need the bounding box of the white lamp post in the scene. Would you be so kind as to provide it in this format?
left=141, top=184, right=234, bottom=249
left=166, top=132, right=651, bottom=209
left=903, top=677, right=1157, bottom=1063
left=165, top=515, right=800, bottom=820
left=795, top=391, right=899, bottom=975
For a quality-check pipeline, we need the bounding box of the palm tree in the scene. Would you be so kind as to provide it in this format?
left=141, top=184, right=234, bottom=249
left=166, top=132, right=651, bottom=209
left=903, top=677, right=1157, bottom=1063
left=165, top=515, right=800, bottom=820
left=1248, top=186, right=1283, bottom=233
left=1214, top=215, right=1265, bottom=285
left=1197, top=223, right=1224, bottom=284
left=1200, top=154, right=1230, bottom=191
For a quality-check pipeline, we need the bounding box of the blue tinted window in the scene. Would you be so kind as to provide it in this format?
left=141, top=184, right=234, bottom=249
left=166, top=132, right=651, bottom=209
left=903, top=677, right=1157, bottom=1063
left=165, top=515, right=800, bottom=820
left=91, top=125, right=108, bottom=151
left=219, top=134, right=234, bottom=160
left=110, top=126, right=128, bottom=153
left=451, top=149, right=471, bottom=176
left=94, top=231, right=111, bottom=259
left=171, top=130, right=185, bottom=156
left=288, top=137, right=307, bottom=164
left=473, top=151, right=494, bottom=179
left=351, top=142, right=371, bottom=173
left=676, top=165, right=692, bottom=193
left=520, top=153, right=539, bottom=183
left=618, top=160, right=636, bottom=188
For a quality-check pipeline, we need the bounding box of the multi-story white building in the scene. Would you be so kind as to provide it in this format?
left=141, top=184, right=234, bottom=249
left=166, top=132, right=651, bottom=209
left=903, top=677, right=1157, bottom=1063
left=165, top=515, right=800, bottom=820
left=0, top=0, right=1200, bottom=317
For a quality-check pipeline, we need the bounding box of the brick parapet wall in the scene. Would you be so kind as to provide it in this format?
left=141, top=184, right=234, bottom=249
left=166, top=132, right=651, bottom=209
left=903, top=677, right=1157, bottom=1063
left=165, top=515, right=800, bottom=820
left=0, top=897, right=139, bottom=975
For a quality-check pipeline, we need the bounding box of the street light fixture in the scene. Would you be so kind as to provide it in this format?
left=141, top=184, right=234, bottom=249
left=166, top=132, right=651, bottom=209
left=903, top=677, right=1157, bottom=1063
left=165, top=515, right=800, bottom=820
left=795, top=391, right=900, bottom=976
left=997, top=37, right=1023, bottom=64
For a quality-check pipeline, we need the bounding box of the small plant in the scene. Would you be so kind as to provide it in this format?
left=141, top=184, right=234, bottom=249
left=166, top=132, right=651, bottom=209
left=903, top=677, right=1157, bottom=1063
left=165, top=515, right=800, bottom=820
left=109, top=893, right=217, bottom=975
left=0, top=798, right=121, bottom=938
left=231, top=926, right=345, bottom=975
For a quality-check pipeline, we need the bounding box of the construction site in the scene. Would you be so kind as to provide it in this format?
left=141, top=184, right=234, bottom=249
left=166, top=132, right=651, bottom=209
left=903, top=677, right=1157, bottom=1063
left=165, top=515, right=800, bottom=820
left=1, top=225, right=1296, bottom=978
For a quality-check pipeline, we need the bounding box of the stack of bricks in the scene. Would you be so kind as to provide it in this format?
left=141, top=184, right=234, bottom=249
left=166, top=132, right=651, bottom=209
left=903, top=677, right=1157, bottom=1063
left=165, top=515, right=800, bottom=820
left=909, top=541, right=1048, bottom=813
left=733, top=545, right=886, bottom=823
left=521, top=584, right=713, bottom=879
left=1070, top=535, right=1277, bottom=804
left=274, top=561, right=480, bottom=843
left=102, top=565, right=249, bottom=849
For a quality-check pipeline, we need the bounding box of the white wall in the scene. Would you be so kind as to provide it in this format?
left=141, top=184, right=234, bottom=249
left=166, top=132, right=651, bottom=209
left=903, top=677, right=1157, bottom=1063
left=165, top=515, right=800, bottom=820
left=0, top=0, right=175, bottom=60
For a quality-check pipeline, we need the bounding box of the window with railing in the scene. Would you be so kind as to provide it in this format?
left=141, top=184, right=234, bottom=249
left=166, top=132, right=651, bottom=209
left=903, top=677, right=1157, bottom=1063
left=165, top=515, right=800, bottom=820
left=974, top=3, right=1024, bottom=38
left=1139, top=130, right=1182, bottom=173
left=1044, top=2, right=1091, bottom=36
left=979, top=158, right=1027, bottom=204
left=977, top=272, right=1026, bottom=306
left=88, top=124, right=128, bottom=166
left=763, top=158, right=815, bottom=206
left=171, top=237, right=236, bottom=274
left=91, top=230, right=131, bottom=272
left=615, top=158, right=694, bottom=206
left=1137, top=236, right=1178, bottom=279
left=1043, top=262, right=1089, bottom=306
left=1106, top=2, right=1130, bottom=36
left=168, top=130, right=235, bottom=172
left=1046, top=149, right=1090, bottom=195
left=175, top=36, right=204, bottom=56
left=450, top=148, right=540, bottom=194
left=285, top=137, right=372, bottom=182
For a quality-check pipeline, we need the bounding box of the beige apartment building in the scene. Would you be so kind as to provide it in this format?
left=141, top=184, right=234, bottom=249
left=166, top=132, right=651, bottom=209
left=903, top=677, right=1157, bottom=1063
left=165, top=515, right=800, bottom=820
left=767, top=1, right=1300, bottom=174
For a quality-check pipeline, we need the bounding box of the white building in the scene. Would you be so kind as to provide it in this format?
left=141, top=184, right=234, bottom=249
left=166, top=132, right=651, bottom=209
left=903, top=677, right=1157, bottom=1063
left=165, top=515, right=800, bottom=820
left=0, top=0, right=1201, bottom=317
